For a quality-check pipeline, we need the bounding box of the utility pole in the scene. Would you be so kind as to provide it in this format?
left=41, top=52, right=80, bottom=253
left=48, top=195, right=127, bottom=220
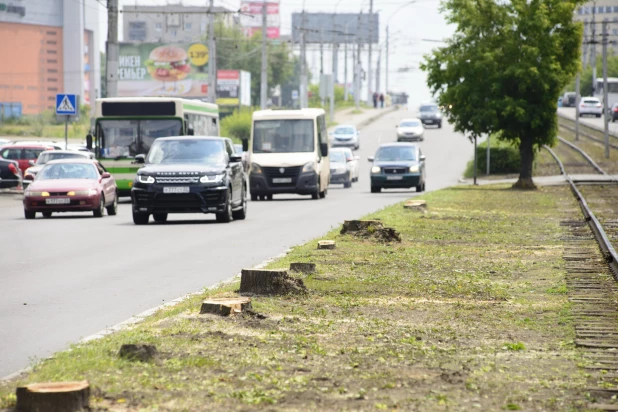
left=320, top=28, right=324, bottom=75
left=300, top=12, right=308, bottom=108
left=355, top=12, right=362, bottom=110
left=603, top=20, right=609, bottom=159
left=207, top=0, right=217, bottom=103
left=344, top=27, right=349, bottom=101
left=367, top=0, right=374, bottom=105
left=375, top=47, right=381, bottom=97
left=330, top=46, right=335, bottom=122
left=105, top=0, right=119, bottom=97
left=582, top=21, right=589, bottom=70
left=260, top=2, right=268, bottom=109
left=385, top=25, right=389, bottom=94
left=592, top=2, right=597, bottom=94
left=575, top=72, right=581, bottom=141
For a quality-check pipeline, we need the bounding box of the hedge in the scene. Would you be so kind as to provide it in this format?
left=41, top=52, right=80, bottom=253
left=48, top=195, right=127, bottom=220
left=464, top=137, right=521, bottom=177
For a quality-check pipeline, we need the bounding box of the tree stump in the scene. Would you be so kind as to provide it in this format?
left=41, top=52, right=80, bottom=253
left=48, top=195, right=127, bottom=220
left=317, top=240, right=336, bottom=250
left=340, top=220, right=384, bottom=234
left=290, top=262, right=316, bottom=274
left=118, top=344, right=157, bottom=362
left=339, top=220, right=402, bottom=242
left=403, top=200, right=427, bottom=210
left=200, top=297, right=252, bottom=316
left=239, top=269, right=307, bottom=296
left=16, top=381, right=90, bottom=412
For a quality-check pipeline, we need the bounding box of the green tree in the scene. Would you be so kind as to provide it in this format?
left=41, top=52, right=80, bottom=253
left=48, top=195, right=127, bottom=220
left=564, top=54, right=618, bottom=97
left=422, top=0, right=584, bottom=189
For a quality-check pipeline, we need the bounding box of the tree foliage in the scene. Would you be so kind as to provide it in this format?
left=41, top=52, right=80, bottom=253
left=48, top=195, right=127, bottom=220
left=421, top=0, right=584, bottom=189
left=564, top=54, right=618, bottom=97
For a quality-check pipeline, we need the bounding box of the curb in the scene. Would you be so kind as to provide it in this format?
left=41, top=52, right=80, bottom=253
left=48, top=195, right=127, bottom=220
left=356, top=106, right=398, bottom=130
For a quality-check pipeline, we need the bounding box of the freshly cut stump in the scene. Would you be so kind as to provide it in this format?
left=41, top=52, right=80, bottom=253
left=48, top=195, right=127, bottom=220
left=404, top=200, right=427, bottom=210
left=317, top=240, right=336, bottom=250
left=16, top=381, right=90, bottom=412
left=340, top=220, right=384, bottom=234
left=340, top=220, right=402, bottom=242
left=240, top=269, right=307, bottom=296
left=118, top=344, right=157, bottom=362
left=200, top=297, right=252, bottom=316
left=290, top=262, right=316, bottom=274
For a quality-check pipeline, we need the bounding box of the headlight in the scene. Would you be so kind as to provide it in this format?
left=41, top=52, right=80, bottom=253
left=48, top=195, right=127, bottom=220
left=200, top=174, right=225, bottom=183
left=371, top=166, right=381, bottom=174
left=25, top=191, right=45, bottom=197
left=302, top=162, right=315, bottom=173
left=251, top=163, right=262, bottom=174
left=409, top=165, right=420, bottom=173
left=336, top=167, right=347, bottom=174
left=137, top=174, right=155, bottom=184
left=68, top=189, right=97, bottom=196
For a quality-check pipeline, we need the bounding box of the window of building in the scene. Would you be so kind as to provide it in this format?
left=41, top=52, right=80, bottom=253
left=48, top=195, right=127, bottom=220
left=47, top=87, right=58, bottom=92
left=47, top=59, right=57, bottom=64
left=128, top=21, right=147, bottom=41
left=614, top=6, right=618, bottom=12
left=171, top=29, right=177, bottom=37
left=47, top=69, right=57, bottom=73
left=46, top=40, right=56, bottom=45
left=155, top=22, right=162, bottom=31
left=167, top=14, right=181, bottom=27
left=47, top=78, right=57, bottom=82
left=46, top=31, right=57, bottom=35
left=48, top=96, right=55, bottom=101
left=184, top=22, right=192, bottom=31
left=606, top=6, right=612, bottom=13
left=46, top=50, right=57, bottom=54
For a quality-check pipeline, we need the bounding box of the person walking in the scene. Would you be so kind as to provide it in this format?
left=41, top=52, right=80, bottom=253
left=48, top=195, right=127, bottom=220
left=373, top=92, right=378, bottom=108
left=379, top=93, right=385, bottom=108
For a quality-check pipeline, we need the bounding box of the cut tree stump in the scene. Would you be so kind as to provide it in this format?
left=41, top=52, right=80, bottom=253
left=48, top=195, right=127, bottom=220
left=317, top=240, right=336, bottom=250
left=340, top=220, right=384, bottom=234
left=290, top=262, right=316, bottom=274
left=240, top=269, right=307, bottom=296
left=16, top=381, right=90, bottom=412
left=403, top=200, right=427, bottom=210
left=200, top=297, right=252, bottom=316
left=340, top=220, right=402, bottom=242
left=118, top=344, right=157, bottom=362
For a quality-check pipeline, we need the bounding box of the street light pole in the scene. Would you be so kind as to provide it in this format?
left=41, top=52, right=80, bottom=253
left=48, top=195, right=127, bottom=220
left=385, top=25, right=389, bottom=94
left=207, top=0, right=217, bottom=103
left=260, top=2, right=268, bottom=109
left=367, top=0, right=374, bottom=105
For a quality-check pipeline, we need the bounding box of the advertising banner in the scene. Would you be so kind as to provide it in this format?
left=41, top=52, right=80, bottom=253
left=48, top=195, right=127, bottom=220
left=216, top=70, right=240, bottom=106
left=239, top=1, right=280, bottom=39
left=117, top=43, right=210, bottom=97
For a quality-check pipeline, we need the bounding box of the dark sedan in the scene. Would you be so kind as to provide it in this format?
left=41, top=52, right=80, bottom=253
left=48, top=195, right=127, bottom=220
left=0, top=158, right=22, bottom=189
left=131, top=136, right=247, bottom=225
left=23, top=159, right=118, bottom=219
left=368, top=143, right=426, bottom=193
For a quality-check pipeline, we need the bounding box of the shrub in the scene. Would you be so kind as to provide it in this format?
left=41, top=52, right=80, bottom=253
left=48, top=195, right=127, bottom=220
left=220, top=109, right=253, bottom=143
left=464, top=135, right=521, bottom=177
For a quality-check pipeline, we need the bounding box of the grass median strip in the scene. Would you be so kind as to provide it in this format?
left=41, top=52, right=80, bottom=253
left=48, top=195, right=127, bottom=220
left=0, top=185, right=588, bottom=411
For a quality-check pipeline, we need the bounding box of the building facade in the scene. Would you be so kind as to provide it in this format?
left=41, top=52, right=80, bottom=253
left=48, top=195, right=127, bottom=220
left=122, top=5, right=235, bottom=44
left=574, top=1, right=618, bottom=59
left=0, top=0, right=101, bottom=115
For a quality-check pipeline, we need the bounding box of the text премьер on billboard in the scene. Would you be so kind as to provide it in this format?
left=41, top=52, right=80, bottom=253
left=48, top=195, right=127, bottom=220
left=117, top=43, right=210, bottom=97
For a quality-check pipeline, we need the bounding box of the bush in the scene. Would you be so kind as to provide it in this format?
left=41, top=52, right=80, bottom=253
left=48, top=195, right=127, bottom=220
left=464, top=136, right=520, bottom=177
left=220, top=109, right=253, bottom=143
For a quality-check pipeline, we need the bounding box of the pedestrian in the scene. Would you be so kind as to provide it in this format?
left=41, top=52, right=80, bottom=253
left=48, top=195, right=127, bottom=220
left=373, top=92, right=378, bottom=108
left=379, top=93, right=384, bottom=108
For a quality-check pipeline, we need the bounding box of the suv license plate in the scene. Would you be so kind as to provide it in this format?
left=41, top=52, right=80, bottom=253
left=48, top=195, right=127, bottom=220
left=46, top=198, right=70, bottom=204
left=163, top=186, right=190, bottom=194
left=272, top=178, right=292, bottom=184
left=387, top=176, right=403, bottom=181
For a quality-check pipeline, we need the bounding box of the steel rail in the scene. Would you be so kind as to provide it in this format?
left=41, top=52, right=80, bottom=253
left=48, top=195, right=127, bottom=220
left=557, top=136, right=607, bottom=175
left=558, top=121, right=618, bottom=151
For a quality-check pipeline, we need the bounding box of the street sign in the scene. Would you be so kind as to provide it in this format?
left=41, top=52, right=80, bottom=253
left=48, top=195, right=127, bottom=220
left=292, top=90, right=299, bottom=100
left=55, top=94, right=77, bottom=115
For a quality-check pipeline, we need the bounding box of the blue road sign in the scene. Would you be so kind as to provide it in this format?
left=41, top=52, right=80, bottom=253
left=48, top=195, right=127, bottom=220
left=55, top=94, right=77, bottom=115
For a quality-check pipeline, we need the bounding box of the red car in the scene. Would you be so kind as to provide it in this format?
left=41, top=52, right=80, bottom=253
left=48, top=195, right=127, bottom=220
left=23, top=159, right=118, bottom=219
left=0, top=144, right=55, bottom=173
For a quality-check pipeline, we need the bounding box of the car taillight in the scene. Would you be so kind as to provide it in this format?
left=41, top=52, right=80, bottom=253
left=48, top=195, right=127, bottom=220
left=597, top=104, right=602, bottom=107
left=8, top=163, right=18, bottom=175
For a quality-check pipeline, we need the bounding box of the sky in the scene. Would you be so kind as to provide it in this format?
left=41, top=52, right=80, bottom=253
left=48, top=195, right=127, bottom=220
left=98, top=0, right=454, bottom=108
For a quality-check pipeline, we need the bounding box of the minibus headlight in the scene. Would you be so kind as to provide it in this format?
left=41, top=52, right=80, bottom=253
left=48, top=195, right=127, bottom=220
left=302, top=162, right=315, bottom=173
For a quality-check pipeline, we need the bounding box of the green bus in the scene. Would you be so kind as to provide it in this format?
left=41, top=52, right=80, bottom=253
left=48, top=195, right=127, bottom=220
left=91, top=97, right=219, bottom=195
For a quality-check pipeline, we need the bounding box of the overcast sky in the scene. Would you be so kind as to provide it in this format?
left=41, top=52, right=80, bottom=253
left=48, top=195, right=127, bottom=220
left=98, top=0, right=452, bottom=106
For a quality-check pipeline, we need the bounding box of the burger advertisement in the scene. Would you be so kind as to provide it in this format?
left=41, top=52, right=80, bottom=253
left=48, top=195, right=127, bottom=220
left=117, top=43, right=210, bottom=97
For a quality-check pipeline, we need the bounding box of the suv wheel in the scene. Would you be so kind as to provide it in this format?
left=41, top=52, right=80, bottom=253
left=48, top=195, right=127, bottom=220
left=232, top=186, right=248, bottom=220
left=93, top=195, right=105, bottom=218
left=133, top=211, right=149, bottom=225
left=216, top=189, right=233, bottom=223
left=371, top=185, right=381, bottom=193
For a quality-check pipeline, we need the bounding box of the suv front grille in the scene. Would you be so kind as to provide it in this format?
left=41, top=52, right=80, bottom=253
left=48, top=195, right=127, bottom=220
left=156, top=176, right=200, bottom=184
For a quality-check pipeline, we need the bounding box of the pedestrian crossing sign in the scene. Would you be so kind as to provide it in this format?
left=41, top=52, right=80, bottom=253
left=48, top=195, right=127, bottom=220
left=55, top=94, right=77, bottom=115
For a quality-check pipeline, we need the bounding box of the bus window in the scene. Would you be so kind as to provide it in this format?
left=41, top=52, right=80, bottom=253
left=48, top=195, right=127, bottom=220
left=140, top=119, right=182, bottom=153
left=99, top=120, right=138, bottom=158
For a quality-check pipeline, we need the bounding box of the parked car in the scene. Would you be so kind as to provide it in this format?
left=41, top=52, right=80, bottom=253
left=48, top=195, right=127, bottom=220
left=610, top=103, right=618, bottom=122
left=131, top=136, right=247, bottom=225
left=0, top=144, right=55, bottom=174
left=329, top=149, right=355, bottom=188
left=329, top=124, right=360, bottom=150
left=23, top=150, right=95, bottom=188
left=418, top=104, right=443, bottom=128
left=23, top=159, right=118, bottom=219
left=396, top=118, right=425, bottom=142
left=368, top=142, right=426, bottom=193
left=0, top=158, right=22, bottom=189
left=233, top=143, right=250, bottom=173
left=331, top=147, right=359, bottom=182
left=579, top=97, right=603, bottom=117
left=562, top=92, right=577, bottom=107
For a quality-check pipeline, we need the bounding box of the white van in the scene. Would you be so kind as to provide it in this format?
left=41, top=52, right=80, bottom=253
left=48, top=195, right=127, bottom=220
left=249, top=108, right=330, bottom=200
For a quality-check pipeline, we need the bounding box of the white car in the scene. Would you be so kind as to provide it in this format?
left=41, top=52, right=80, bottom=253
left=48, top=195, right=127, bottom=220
left=396, top=118, right=424, bottom=142
left=329, top=148, right=359, bottom=188
left=329, top=124, right=360, bottom=150
left=332, top=147, right=360, bottom=182
left=579, top=97, right=603, bottom=118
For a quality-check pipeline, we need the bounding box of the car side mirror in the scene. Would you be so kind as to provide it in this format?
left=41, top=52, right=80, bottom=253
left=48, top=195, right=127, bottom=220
left=86, top=134, right=93, bottom=150
left=28, top=160, right=35, bottom=166
left=420, top=155, right=426, bottom=161
left=187, top=128, right=195, bottom=136
left=368, top=156, right=375, bottom=162
left=320, top=143, right=328, bottom=157
left=134, top=154, right=146, bottom=164
left=101, top=172, right=111, bottom=179
left=242, top=139, right=249, bottom=152
left=230, top=154, right=243, bottom=163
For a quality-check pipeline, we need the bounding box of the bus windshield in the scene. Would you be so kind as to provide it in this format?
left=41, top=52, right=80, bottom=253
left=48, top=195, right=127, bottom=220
left=253, top=119, right=314, bottom=153
left=98, top=119, right=182, bottom=158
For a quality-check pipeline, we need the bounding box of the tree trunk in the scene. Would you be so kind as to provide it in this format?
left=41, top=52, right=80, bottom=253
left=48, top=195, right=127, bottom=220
left=16, top=381, right=90, bottom=412
left=239, top=269, right=307, bottom=296
left=513, top=136, right=536, bottom=190
left=200, top=297, right=252, bottom=316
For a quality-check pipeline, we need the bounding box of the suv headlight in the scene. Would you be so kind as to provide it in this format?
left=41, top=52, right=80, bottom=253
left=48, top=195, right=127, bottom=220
left=409, top=165, right=420, bottom=173
left=371, top=166, right=381, bottom=174
left=200, top=174, right=225, bottom=183
left=251, top=163, right=262, bottom=174
left=302, top=161, right=316, bottom=173
left=137, top=174, right=155, bottom=184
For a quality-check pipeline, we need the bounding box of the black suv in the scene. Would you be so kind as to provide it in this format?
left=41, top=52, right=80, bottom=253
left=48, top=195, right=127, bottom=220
left=131, top=136, right=247, bottom=225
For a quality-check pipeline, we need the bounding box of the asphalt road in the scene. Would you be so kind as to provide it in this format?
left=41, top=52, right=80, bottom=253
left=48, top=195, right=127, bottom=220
left=558, top=107, right=618, bottom=134
left=0, top=110, right=473, bottom=378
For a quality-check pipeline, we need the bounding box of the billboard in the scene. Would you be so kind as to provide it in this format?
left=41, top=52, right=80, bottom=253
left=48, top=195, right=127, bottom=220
left=291, top=13, right=379, bottom=44
left=117, top=43, right=210, bottom=98
left=239, top=1, right=280, bottom=39
left=216, top=70, right=252, bottom=107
